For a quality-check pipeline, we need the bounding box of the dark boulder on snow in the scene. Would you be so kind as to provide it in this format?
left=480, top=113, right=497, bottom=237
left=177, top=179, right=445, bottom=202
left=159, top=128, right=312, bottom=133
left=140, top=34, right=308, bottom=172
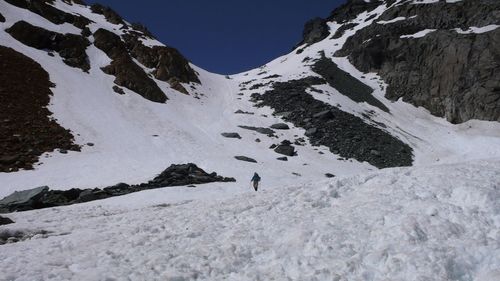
left=147, top=163, right=235, bottom=187
left=234, top=156, right=258, bottom=163
left=238, top=125, right=275, bottom=136
left=221, top=132, right=242, bottom=139
left=0, top=216, right=14, bottom=225
left=274, top=141, right=296, bottom=157
left=0, top=186, right=49, bottom=212
left=270, top=123, right=290, bottom=130
left=277, top=157, right=288, bottom=161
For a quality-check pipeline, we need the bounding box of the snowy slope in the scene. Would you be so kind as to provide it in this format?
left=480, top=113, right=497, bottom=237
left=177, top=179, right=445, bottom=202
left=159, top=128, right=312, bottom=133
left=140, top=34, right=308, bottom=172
left=1, top=159, right=500, bottom=280
left=1, top=0, right=500, bottom=280
left=1, top=0, right=500, bottom=198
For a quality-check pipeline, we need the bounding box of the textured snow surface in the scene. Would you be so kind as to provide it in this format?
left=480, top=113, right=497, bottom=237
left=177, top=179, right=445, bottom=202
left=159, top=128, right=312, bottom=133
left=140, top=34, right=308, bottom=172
left=1, top=159, right=500, bottom=281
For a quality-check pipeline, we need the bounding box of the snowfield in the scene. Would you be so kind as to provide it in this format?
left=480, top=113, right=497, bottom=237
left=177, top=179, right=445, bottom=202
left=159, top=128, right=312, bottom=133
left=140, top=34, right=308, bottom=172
left=1, top=0, right=500, bottom=280
left=1, top=159, right=500, bottom=281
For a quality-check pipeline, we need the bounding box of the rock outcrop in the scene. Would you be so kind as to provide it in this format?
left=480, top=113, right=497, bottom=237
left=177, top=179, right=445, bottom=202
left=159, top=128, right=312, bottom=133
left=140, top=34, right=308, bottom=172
left=296, top=17, right=330, bottom=47
left=254, top=77, right=413, bottom=168
left=7, top=21, right=91, bottom=71
left=0, top=46, right=80, bottom=172
left=0, top=164, right=235, bottom=213
left=312, top=56, right=389, bottom=113
left=0, top=12, right=5, bottom=22
left=335, top=0, right=500, bottom=123
left=93, top=28, right=167, bottom=103
left=4, top=0, right=92, bottom=29
left=0, top=216, right=14, bottom=226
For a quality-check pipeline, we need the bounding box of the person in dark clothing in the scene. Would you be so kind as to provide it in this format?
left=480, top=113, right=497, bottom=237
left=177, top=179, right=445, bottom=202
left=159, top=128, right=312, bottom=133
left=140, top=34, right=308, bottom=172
left=251, top=172, right=261, bottom=191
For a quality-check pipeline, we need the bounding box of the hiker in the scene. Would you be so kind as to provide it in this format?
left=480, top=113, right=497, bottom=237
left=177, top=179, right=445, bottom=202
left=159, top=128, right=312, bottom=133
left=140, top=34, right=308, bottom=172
left=251, top=172, right=261, bottom=191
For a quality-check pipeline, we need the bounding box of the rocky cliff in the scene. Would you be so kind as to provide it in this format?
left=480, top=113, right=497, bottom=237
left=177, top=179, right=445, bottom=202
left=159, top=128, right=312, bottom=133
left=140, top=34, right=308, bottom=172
left=303, top=0, right=500, bottom=123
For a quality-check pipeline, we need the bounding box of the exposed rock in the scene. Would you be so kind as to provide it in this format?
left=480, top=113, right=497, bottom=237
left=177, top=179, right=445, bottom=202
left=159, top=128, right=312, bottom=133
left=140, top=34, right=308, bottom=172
left=122, top=33, right=200, bottom=85
left=0, top=12, right=5, bottom=22
left=254, top=77, right=413, bottom=168
left=221, top=132, right=241, bottom=139
left=0, top=216, right=14, bottom=225
left=327, top=0, right=382, bottom=24
left=335, top=0, right=500, bottom=123
left=0, top=186, right=49, bottom=212
left=0, top=46, right=80, bottom=172
left=332, top=23, right=358, bottom=39
left=234, top=156, right=258, bottom=163
left=7, top=21, right=91, bottom=71
left=312, top=56, right=389, bottom=112
left=325, top=173, right=336, bottom=178
left=4, top=0, right=92, bottom=29
left=296, top=17, right=330, bottom=47
left=0, top=229, right=51, bottom=245
left=305, top=128, right=318, bottom=136
left=0, top=164, right=235, bottom=213
left=112, top=85, right=125, bottom=95
left=270, top=123, right=290, bottom=130
left=90, top=3, right=125, bottom=26
left=93, top=28, right=167, bottom=103
left=238, top=125, right=275, bottom=136
left=235, top=110, right=254, bottom=115
left=277, top=157, right=288, bottom=161
left=274, top=141, right=296, bottom=157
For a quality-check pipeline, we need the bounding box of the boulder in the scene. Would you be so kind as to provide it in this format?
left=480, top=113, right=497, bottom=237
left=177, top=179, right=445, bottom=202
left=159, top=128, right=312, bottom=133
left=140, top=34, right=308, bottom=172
left=234, top=156, right=258, bottom=163
left=0, top=186, right=49, bottom=212
left=238, top=125, right=275, bottom=136
left=277, top=157, right=288, bottom=161
left=270, top=123, right=290, bottom=130
left=0, top=216, right=14, bottom=225
left=221, top=132, right=242, bottom=139
left=274, top=144, right=296, bottom=157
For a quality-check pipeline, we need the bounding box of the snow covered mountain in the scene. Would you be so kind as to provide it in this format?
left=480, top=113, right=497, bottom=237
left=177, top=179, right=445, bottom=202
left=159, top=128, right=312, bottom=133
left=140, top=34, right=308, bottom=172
left=1, top=0, right=500, bottom=280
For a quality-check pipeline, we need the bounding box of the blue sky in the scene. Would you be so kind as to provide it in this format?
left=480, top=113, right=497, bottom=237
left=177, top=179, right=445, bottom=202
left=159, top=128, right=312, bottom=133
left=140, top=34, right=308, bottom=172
left=86, top=1, right=345, bottom=74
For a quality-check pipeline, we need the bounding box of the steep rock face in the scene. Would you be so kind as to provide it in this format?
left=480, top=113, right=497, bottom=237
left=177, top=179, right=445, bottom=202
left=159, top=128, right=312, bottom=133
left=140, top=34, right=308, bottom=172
left=0, top=12, right=5, bottom=22
left=0, top=46, right=80, bottom=172
left=335, top=0, right=500, bottom=123
left=93, top=28, right=168, bottom=103
left=122, top=33, right=200, bottom=84
left=90, top=3, right=125, bottom=26
left=6, top=21, right=91, bottom=72
left=4, top=0, right=92, bottom=29
left=296, top=17, right=330, bottom=47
